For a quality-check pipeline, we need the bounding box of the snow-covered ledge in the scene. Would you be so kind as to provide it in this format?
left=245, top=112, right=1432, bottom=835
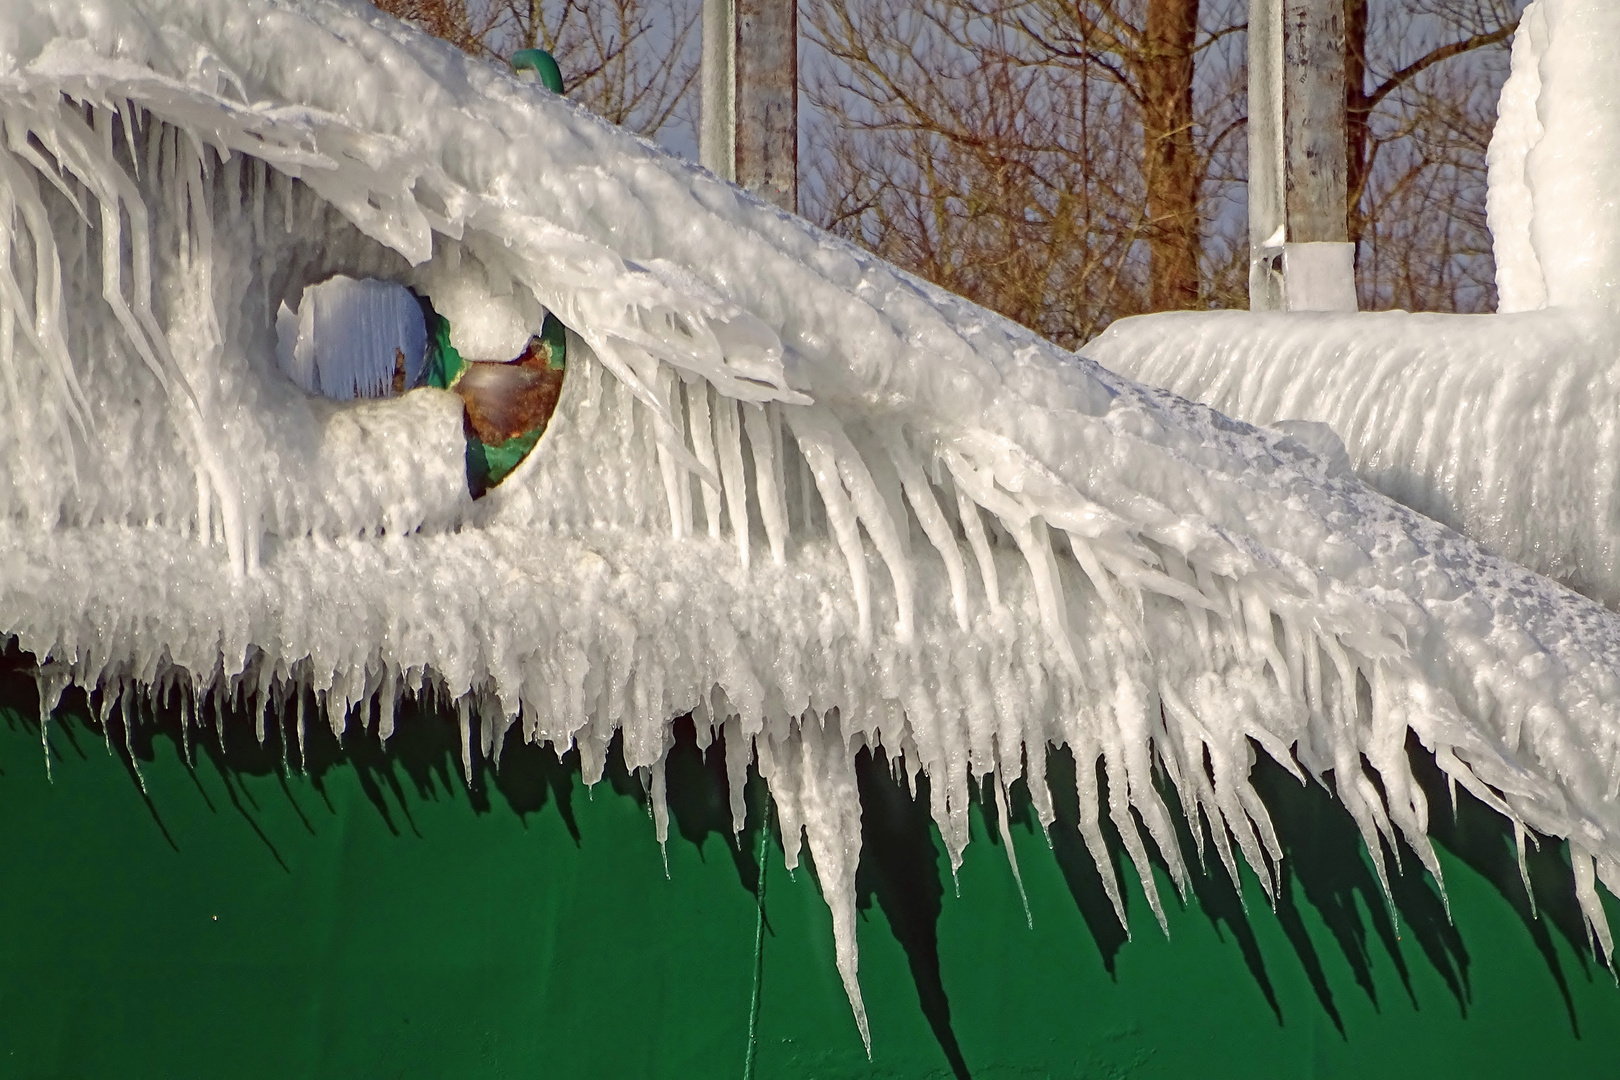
left=1089, top=0, right=1620, bottom=606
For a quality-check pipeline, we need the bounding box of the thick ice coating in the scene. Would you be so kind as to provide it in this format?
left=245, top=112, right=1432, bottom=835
left=276, top=275, right=427, bottom=399
left=2, top=0, right=1620, bottom=1050
left=1488, top=0, right=1620, bottom=314
left=1087, top=308, right=1620, bottom=606
left=1089, top=0, right=1620, bottom=608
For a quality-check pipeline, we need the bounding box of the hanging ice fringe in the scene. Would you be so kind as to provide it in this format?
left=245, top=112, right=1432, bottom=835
left=1, top=0, right=1619, bottom=1054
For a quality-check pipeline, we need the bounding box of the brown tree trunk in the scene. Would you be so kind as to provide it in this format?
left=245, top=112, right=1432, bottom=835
left=1344, top=0, right=1370, bottom=250
left=1142, top=0, right=1202, bottom=310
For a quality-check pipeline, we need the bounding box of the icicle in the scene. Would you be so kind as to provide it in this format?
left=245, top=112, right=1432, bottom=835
left=114, top=100, right=139, bottom=180
left=31, top=103, right=254, bottom=583
left=797, top=443, right=818, bottom=532
left=1069, top=735, right=1127, bottom=932
left=573, top=333, right=728, bottom=479
left=457, top=695, right=475, bottom=787
left=1066, top=532, right=1145, bottom=652
left=788, top=408, right=914, bottom=643
left=1011, top=516, right=1082, bottom=678
left=179, top=679, right=197, bottom=767
left=222, top=151, right=241, bottom=224
left=166, top=126, right=187, bottom=264
left=742, top=402, right=788, bottom=566
left=956, top=489, right=1001, bottom=610
left=578, top=728, right=604, bottom=787
left=806, top=408, right=913, bottom=641
left=280, top=166, right=294, bottom=232
left=294, top=686, right=307, bottom=772
left=686, top=380, right=723, bottom=538
left=1100, top=735, right=1168, bottom=934
left=5, top=114, right=88, bottom=218
left=0, top=143, right=90, bottom=436
left=1575, top=849, right=1616, bottom=966
left=483, top=708, right=508, bottom=768
left=991, top=768, right=1032, bottom=929
left=883, top=428, right=969, bottom=629
left=250, top=156, right=265, bottom=241
left=654, top=364, right=691, bottom=541
left=33, top=665, right=69, bottom=783
left=1161, top=686, right=1235, bottom=885
left=142, top=112, right=162, bottom=189
left=765, top=715, right=870, bottom=1055
left=0, top=237, right=23, bottom=444
left=108, top=682, right=147, bottom=795
left=769, top=401, right=789, bottom=533
left=177, top=127, right=249, bottom=577
left=713, top=394, right=751, bottom=569
left=651, top=757, right=671, bottom=878
left=378, top=672, right=398, bottom=743
left=724, top=710, right=751, bottom=836
left=790, top=416, right=870, bottom=644
left=1513, top=819, right=1536, bottom=916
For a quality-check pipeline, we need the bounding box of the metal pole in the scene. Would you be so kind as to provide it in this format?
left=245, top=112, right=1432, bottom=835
left=1278, top=0, right=1356, bottom=310
left=1248, top=0, right=1285, bottom=310
left=735, top=0, right=798, bottom=212
left=700, top=0, right=736, bottom=181
left=1250, top=0, right=1356, bottom=311
left=1282, top=0, right=1348, bottom=243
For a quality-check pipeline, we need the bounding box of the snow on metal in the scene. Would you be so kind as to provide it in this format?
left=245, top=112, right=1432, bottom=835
left=2, top=0, right=1619, bottom=1049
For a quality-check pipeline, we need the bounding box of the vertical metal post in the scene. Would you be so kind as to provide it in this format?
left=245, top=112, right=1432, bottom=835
left=1281, top=0, right=1356, bottom=310
left=700, top=0, right=736, bottom=181
left=1251, top=0, right=1356, bottom=311
left=1248, top=0, right=1285, bottom=310
left=735, top=0, right=798, bottom=212
left=1282, top=0, right=1349, bottom=244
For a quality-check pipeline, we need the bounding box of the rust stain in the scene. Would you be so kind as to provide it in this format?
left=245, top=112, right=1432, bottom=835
left=453, top=336, right=565, bottom=445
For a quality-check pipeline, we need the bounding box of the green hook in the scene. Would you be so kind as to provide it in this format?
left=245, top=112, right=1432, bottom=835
left=511, top=49, right=563, bottom=94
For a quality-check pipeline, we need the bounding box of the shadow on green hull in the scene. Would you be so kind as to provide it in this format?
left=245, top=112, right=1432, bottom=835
left=0, top=639, right=1612, bottom=1077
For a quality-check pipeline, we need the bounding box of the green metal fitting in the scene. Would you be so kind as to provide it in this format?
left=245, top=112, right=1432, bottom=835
left=510, top=49, right=563, bottom=94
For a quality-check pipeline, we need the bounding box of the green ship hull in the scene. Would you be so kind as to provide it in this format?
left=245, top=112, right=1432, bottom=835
left=1, top=655, right=1616, bottom=1079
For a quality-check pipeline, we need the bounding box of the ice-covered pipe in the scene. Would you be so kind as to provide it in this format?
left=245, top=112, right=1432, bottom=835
left=1095, top=0, right=1620, bottom=609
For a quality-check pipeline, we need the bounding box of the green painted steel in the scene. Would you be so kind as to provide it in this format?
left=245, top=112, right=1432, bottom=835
left=422, top=308, right=467, bottom=391
left=0, top=653, right=1616, bottom=1078
left=420, top=307, right=566, bottom=496
left=510, top=50, right=563, bottom=94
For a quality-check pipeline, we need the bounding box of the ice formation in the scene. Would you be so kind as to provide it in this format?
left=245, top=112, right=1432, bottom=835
left=3, top=0, right=1620, bottom=1048
left=1488, top=0, right=1620, bottom=314
left=276, top=275, right=427, bottom=399
left=1087, top=308, right=1620, bottom=606
left=1092, top=0, right=1620, bottom=609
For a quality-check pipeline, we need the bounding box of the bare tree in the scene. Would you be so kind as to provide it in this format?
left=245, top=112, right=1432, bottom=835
left=804, top=0, right=1250, bottom=346
left=808, top=0, right=1523, bottom=330
left=373, top=0, right=502, bottom=56
left=1347, top=0, right=1523, bottom=312
left=1346, top=0, right=1519, bottom=246
left=386, top=0, right=1524, bottom=328
left=806, top=0, right=1134, bottom=346
left=497, top=0, right=700, bottom=138
left=374, top=0, right=701, bottom=146
left=1016, top=0, right=1251, bottom=314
